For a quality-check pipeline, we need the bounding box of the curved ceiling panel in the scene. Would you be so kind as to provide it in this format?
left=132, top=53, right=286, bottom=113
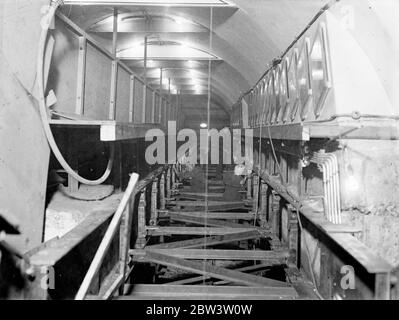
left=60, top=0, right=330, bottom=119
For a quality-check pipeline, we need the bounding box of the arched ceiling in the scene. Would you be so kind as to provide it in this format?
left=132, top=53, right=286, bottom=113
left=61, top=0, right=331, bottom=126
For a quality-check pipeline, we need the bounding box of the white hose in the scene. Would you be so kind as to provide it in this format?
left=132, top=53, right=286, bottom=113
left=37, top=0, right=114, bottom=185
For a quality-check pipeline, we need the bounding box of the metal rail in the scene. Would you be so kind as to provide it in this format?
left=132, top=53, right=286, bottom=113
left=75, top=165, right=173, bottom=300
left=75, top=173, right=139, bottom=300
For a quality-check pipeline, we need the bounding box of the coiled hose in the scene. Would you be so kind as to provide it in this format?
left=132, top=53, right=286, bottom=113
left=37, top=0, right=114, bottom=185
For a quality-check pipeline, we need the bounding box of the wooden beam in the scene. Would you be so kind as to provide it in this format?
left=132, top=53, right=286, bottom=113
left=27, top=209, right=117, bottom=299
left=146, top=230, right=261, bottom=250
left=329, top=233, right=393, bottom=274
left=49, top=120, right=164, bottom=141
left=119, top=284, right=297, bottom=300
left=169, top=212, right=255, bottom=228
left=146, top=226, right=256, bottom=236
left=166, top=263, right=273, bottom=285
left=165, top=211, right=255, bottom=220
left=178, top=192, right=223, bottom=201
left=141, top=251, right=292, bottom=288
left=171, top=200, right=245, bottom=211
left=101, top=122, right=164, bottom=141
left=132, top=248, right=289, bottom=262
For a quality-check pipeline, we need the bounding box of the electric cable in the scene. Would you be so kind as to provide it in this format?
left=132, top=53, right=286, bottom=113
left=37, top=0, right=114, bottom=186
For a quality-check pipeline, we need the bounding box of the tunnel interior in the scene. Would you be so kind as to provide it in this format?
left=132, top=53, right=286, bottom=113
left=1, top=0, right=399, bottom=301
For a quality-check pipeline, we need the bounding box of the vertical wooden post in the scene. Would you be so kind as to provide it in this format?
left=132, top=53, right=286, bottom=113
left=109, top=60, right=118, bottom=120
left=75, top=36, right=87, bottom=115
left=171, top=166, right=176, bottom=190
left=135, top=190, right=147, bottom=249
left=68, top=174, right=79, bottom=194
left=176, top=91, right=180, bottom=129
left=119, top=195, right=134, bottom=294
left=112, top=7, right=118, bottom=54
left=141, top=36, right=148, bottom=124
left=280, top=151, right=287, bottom=183
left=159, top=98, right=163, bottom=124
left=252, top=175, right=259, bottom=214
left=271, top=191, right=281, bottom=238
left=287, top=204, right=299, bottom=267
left=151, top=91, right=156, bottom=123
left=109, top=8, right=118, bottom=120
left=67, top=133, right=79, bottom=193
left=166, top=168, right=171, bottom=199
left=150, top=178, right=158, bottom=225
left=268, top=149, right=273, bottom=174
left=160, top=173, right=166, bottom=210
left=142, top=85, right=147, bottom=124
left=162, top=100, right=166, bottom=126
left=128, top=75, right=134, bottom=122
left=246, top=175, right=252, bottom=200
left=259, top=181, right=268, bottom=227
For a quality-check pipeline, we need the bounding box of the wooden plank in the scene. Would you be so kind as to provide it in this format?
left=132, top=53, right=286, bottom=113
left=328, top=233, right=393, bottom=274
left=135, top=191, right=147, bottom=249
left=119, top=284, right=296, bottom=300
left=142, top=251, right=292, bottom=288
left=75, top=174, right=139, bottom=300
left=167, top=263, right=273, bottom=285
left=26, top=209, right=117, bottom=299
left=302, top=209, right=362, bottom=233
left=30, top=210, right=115, bottom=266
left=253, top=124, right=308, bottom=141
left=168, top=211, right=255, bottom=220
left=146, top=230, right=261, bottom=250
left=178, top=192, right=223, bottom=201
left=132, top=248, right=289, bottom=262
left=171, top=200, right=245, bottom=211
left=171, top=200, right=244, bottom=206
left=101, top=123, right=164, bottom=141
left=169, top=213, right=255, bottom=228
left=146, top=226, right=255, bottom=236
left=49, top=120, right=164, bottom=141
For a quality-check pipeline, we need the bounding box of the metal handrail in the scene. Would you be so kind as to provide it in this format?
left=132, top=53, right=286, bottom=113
left=74, top=165, right=171, bottom=300
left=75, top=173, right=139, bottom=300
